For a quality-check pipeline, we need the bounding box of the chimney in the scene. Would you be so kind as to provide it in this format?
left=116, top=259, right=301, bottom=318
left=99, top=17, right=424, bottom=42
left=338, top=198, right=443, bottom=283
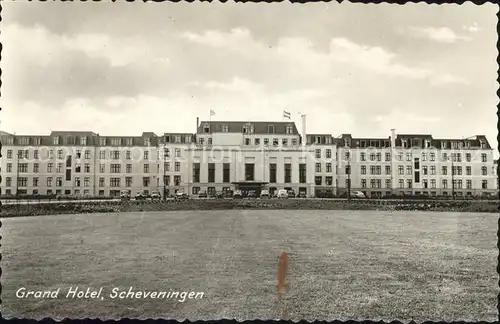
left=196, top=117, right=199, bottom=130
left=390, top=128, right=396, bottom=148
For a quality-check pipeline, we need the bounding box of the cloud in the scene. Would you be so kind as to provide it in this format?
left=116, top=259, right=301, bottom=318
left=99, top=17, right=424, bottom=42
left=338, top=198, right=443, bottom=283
left=463, top=22, right=481, bottom=33
left=407, top=26, right=472, bottom=43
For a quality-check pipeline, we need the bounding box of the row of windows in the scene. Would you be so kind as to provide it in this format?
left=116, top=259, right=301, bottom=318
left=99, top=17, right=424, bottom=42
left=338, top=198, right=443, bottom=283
left=5, top=149, right=159, bottom=161
left=347, top=152, right=489, bottom=163
left=357, top=179, right=490, bottom=190
left=6, top=163, right=162, bottom=174
left=4, top=176, right=167, bottom=188
left=201, top=124, right=294, bottom=135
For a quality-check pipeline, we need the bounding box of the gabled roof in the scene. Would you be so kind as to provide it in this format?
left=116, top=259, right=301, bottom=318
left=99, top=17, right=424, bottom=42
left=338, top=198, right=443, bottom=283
left=197, top=121, right=300, bottom=135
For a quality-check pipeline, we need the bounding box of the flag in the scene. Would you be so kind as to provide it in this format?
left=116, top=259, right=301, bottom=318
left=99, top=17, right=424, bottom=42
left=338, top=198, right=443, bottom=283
left=283, top=110, right=291, bottom=119
left=210, top=109, right=216, bottom=116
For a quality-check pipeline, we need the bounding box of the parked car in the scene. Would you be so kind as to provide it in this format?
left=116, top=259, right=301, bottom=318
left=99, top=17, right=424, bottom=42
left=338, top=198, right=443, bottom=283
left=198, top=191, right=208, bottom=198
left=287, top=190, right=296, bottom=198
left=277, top=189, right=289, bottom=199
left=351, top=191, right=366, bottom=198
left=260, top=190, right=270, bottom=199
left=176, top=191, right=189, bottom=200
left=233, top=190, right=243, bottom=198
left=135, top=191, right=146, bottom=200
left=247, top=190, right=257, bottom=198
left=150, top=191, right=161, bottom=200
left=297, top=192, right=307, bottom=198
left=120, top=190, right=131, bottom=201
left=208, top=192, right=217, bottom=199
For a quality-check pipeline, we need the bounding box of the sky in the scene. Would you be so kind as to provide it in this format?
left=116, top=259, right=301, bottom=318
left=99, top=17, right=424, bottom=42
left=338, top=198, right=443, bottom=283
left=1, top=2, right=498, bottom=153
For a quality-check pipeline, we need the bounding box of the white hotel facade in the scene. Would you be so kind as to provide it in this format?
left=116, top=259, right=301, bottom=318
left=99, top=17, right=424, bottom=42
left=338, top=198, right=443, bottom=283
left=0, top=117, right=497, bottom=198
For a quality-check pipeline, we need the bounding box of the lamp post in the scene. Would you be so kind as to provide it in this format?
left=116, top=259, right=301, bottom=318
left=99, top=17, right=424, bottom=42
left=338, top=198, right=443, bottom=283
left=347, top=149, right=351, bottom=201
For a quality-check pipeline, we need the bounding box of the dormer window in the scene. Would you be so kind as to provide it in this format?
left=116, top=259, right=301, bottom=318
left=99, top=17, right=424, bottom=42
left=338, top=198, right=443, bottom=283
left=19, top=137, right=29, bottom=145
left=185, top=136, right=192, bottom=144
left=175, top=136, right=181, bottom=143
left=53, top=137, right=60, bottom=145
left=243, top=124, right=251, bottom=134
left=285, top=125, right=293, bottom=134
left=126, top=138, right=133, bottom=146
left=144, top=138, right=151, bottom=146
left=222, top=125, right=229, bottom=132
left=402, top=139, right=408, bottom=148
left=199, top=138, right=205, bottom=145
left=111, top=138, right=121, bottom=146
left=81, top=137, right=87, bottom=146
left=268, top=125, right=275, bottom=134
left=203, top=124, right=210, bottom=133
left=345, top=139, right=351, bottom=147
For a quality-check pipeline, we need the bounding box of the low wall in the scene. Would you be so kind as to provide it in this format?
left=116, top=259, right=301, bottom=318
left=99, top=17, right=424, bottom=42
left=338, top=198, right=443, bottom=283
left=0, top=198, right=498, bottom=218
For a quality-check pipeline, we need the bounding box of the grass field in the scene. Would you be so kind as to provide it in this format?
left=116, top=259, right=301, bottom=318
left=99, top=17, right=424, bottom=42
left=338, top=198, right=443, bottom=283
left=2, top=210, right=498, bottom=321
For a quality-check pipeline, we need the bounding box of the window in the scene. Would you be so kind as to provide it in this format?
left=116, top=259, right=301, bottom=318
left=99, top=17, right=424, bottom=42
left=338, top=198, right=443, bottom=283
left=284, top=164, right=291, bottom=183
left=414, top=158, right=420, bottom=170
left=285, top=125, right=293, bottom=134
left=370, top=166, right=376, bottom=175
left=270, top=164, right=277, bottom=183
left=143, top=177, right=150, bottom=187
left=385, top=165, right=391, bottom=175
left=315, top=176, right=322, bottom=185
left=360, top=153, right=366, bottom=161
left=53, top=137, right=59, bottom=145
left=18, top=163, right=28, bottom=173
left=406, top=153, right=412, bottom=161
left=34, top=150, right=39, bottom=160
left=56, top=177, right=63, bottom=187
left=75, top=164, right=81, bottom=173
left=466, top=153, right=471, bottom=162
left=175, top=148, right=181, bottom=157
left=111, top=164, right=121, bottom=173
left=144, top=151, right=149, bottom=160
left=57, top=150, right=64, bottom=160
left=33, top=177, right=39, bottom=187
left=457, top=166, right=462, bottom=176
left=442, top=166, right=447, bottom=175
left=299, top=164, right=306, bottom=184
left=430, top=179, right=436, bottom=189
left=83, top=177, right=90, bottom=187
left=255, top=138, right=260, bottom=146
left=442, top=179, right=448, bottom=189
left=345, top=152, right=350, bottom=160
left=325, top=176, right=333, bottom=185
left=83, top=164, right=90, bottom=173
left=76, top=150, right=82, bottom=159
left=315, top=163, right=322, bottom=173
left=74, top=177, right=81, bottom=187
left=482, top=180, right=488, bottom=189
left=370, top=153, right=376, bottom=161
left=345, top=165, right=351, bottom=175
left=110, top=178, right=120, bottom=187
left=175, top=162, right=180, bottom=172
left=414, top=171, right=420, bottom=183
left=482, top=166, right=487, bottom=176
left=111, top=151, right=120, bottom=160
left=268, top=125, right=275, bottom=134
left=83, top=150, right=90, bottom=160
left=199, top=138, right=205, bottom=145
left=245, top=163, right=255, bottom=181
left=291, top=139, right=298, bottom=146
left=456, top=153, right=462, bottom=162
left=164, top=175, right=170, bottom=185
left=17, top=177, right=28, bottom=187
left=47, top=163, right=54, bottom=173
left=6, top=163, right=12, bottom=173
left=245, top=138, right=251, bottom=145
left=164, top=162, right=170, bottom=172
left=315, top=150, right=321, bottom=158
left=385, top=179, right=392, bottom=188
left=55, top=163, right=62, bottom=173
left=466, top=166, right=471, bottom=175
left=421, top=153, right=427, bottom=161
left=361, top=165, right=366, bottom=175
left=143, top=164, right=149, bottom=173
left=422, top=165, right=428, bottom=175
left=7, top=150, right=12, bottom=159
left=46, top=177, right=52, bottom=187
left=398, top=165, right=404, bottom=175
left=406, top=179, right=412, bottom=188
left=273, top=138, right=279, bottom=147
left=100, top=150, right=106, bottom=159
left=99, top=178, right=105, bottom=187
left=397, top=153, right=403, bottom=161
left=362, top=179, right=367, bottom=188
left=430, top=153, right=435, bottom=161
left=223, top=163, right=230, bottom=183
left=264, top=138, right=269, bottom=146
left=326, top=149, right=332, bottom=158
left=385, top=152, right=391, bottom=162
left=481, top=154, right=487, bottom=162
left=326, top=163, right=332, bottom=173
left=164, top=149, right=170, bottom=158
left=208, top=163, right=215, bottom=183
left=406, top=165, right=412, bottom=175
left=222, top=125, right=229, bottom=132
left=466, top=180, right=472, bottom=189
left=99, top=164, right=105, bottom=173
left=192, top=187, right=201, bottom=195
left=174, top=176, right=181, bottom=186
left=282, top=139, right=288, bottom=146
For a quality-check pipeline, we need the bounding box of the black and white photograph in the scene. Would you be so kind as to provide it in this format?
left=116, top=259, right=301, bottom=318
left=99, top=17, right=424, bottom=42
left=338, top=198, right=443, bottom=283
left=0, top=1, right=498, bottom=322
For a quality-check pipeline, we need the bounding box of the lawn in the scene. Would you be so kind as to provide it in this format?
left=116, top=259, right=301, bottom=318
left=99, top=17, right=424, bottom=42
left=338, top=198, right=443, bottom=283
left=1, top=210, right=497, bottom=321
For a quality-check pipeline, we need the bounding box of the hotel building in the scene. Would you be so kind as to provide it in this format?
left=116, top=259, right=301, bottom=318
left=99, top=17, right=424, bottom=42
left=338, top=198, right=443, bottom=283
left=0, top=119, right=496, bottom=198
